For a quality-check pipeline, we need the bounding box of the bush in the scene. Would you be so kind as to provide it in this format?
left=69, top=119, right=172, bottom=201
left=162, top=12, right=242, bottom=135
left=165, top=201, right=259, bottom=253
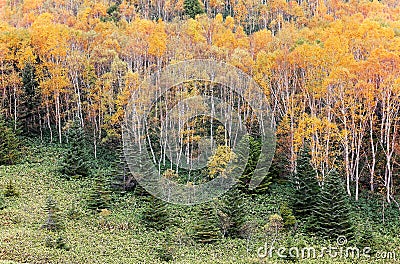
left=279, top=202, right=296, bottom=229
left=155, top=244, right=174, bottom=262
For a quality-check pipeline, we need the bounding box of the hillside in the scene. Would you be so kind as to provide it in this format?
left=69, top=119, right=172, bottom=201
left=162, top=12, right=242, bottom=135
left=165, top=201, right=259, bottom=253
left=1, top=0, right=400, bottom=263
left=0, top=141, right=399, bottom=263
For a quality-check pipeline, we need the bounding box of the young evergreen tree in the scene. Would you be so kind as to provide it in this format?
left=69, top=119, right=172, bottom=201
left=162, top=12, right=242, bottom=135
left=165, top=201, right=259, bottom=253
left=268, top=153, right=290, bottom=183
left=111, top=146, right=141, bottom=195
left=219, top=187, right=246, bottom=238
left=142, top=196, right=170, bottom=230
left=118, top=144, right=151, bottom=197
left=183, top=0, right=204, bottom=19
left=194, top=202, right=222, bottom=244
left=60, top=120, right=90, bottom=179
left=106, top=3, right=121, bottom=22
left=21, top=63, right=41, bottom=134
left=357, top=222, right=375, bottom=252
left=292, top=146, right=320, bottom=232
left=4, top=180, right=19, bottom=197
left=237, top=136, right=272, bottom=195
left=314, top=170, right=354, bottom=241
left=279, top=202, right=296, bottom=229
left=42, top=196, right=62, bottom=231
left=0, top=195, right=6, bottom=210
left=87, top=172, right=111, bottom=213
left=0, top=115, right=20, bottom=165
left=42, top=196, right=70, bottom=250
left=45, top=235, right=69, bottom=250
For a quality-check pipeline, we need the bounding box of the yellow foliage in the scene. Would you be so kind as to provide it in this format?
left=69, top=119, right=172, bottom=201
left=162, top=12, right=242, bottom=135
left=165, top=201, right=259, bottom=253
left=99, top=208, right=111, bottom=217
left=207, top=145, right=237, bottom=179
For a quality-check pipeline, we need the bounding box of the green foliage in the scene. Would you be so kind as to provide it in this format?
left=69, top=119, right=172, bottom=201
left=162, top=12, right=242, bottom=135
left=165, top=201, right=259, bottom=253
left=0, top=194, right=6, bottom=210
left=87, top=172, right=111, bottom=213
left=100, top=3, right=121, bottom=22
left=356, top=222, right=375, bottom=251
left=41, top=196, right=69, bottom=252
left=110, top=145, right=149, bottom=197
left=194, top=202, right=222, bottom=244
left=237, top=136, right=272, bottom=195
left=278, top=235, right=300, bottom=261
left=279, top=202, right=296, bottom=229
left=268, top=153, right=290, bottom=184
left=142, top=196, right=170, bottom=230
left=351, top=191, right=400, bottom=235
left=60, top=120, right=91, bottom=179
left=183, top=0, right=204, bottom=19
left=270, top=116, right=291, bottom=183
left=42, top=196, right=62, bottom=231
left=314, top=170, right=354, bottom=241
left=154, top=243, right=175, bottom=262
left=0, top=115, right=20, bottom=165
left=218, top=188, right=246, bottom=238
left=111, top=147, right=138, bottom=194
left=21, top=63, right=41, bottom=134
left=207, top=145, right=236, bottom=179
left=263, top=213, right=284, bottom=239
left=4, top=180, right=19, bottom=197
left=45, top=235, right=70, bottom=250
left=66, top=204, right=83, bottom=220
left=239, top=220, right=258, bottom=243
left=292, top=146, right=320, bottom=232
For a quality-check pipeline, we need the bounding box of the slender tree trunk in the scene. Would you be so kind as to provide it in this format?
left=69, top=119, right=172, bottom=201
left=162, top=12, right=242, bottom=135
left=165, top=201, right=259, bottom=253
left=56, top=93, right=62, bottom=143
left=46, top=100, right=53, bottom=142
left=369, top=117, right=376, bottom=192
left=13, top=83, right=17, bottom=131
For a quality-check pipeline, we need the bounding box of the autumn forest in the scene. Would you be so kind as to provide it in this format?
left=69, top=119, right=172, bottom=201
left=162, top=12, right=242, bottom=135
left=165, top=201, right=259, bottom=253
left=1, top=0, right=400, bottom=262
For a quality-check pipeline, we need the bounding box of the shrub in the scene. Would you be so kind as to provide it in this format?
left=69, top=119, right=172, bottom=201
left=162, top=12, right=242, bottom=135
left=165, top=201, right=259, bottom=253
left=45, top=235, right=70, bottom=250
left=279, top=202, right=296, bottom=229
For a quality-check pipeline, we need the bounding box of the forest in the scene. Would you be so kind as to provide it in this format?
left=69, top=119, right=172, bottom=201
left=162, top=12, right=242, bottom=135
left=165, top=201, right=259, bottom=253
left=1, top=0, right=400, bottom=263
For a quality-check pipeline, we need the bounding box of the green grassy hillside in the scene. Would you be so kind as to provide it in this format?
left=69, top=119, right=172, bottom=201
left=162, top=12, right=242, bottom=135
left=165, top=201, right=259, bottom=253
left=0, top=142, right=399, bottom=264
